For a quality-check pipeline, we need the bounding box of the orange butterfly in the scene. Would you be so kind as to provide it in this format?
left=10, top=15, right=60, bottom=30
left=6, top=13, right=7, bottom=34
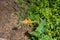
left=22, top=19, right=33, bottom=24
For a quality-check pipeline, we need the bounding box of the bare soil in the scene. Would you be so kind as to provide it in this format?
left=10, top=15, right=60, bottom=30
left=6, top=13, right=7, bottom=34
left=0, top=0, right=31, bottom=40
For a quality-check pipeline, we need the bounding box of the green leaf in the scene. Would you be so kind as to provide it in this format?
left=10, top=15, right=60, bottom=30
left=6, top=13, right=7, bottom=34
left=35, top=19, right=46, bottom=34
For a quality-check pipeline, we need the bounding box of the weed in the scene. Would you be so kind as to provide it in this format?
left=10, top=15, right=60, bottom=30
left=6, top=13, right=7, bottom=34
left=17, top=0, right=60, bottom=40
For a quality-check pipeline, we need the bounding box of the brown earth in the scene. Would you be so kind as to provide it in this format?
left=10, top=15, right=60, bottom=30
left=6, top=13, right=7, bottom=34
left=0, top=0, right=31, bottom=40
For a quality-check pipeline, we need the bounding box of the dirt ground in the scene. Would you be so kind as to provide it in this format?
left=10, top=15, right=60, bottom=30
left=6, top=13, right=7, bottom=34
left=0, top=0, right=31, bottom=40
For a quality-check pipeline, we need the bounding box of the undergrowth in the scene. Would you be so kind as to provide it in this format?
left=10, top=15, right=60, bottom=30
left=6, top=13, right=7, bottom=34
left=17, top=0, right=60, bottom=40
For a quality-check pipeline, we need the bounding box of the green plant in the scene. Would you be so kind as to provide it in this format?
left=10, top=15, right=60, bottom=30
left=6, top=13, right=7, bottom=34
left=28, top=20, right=57, bottom=40
left=17, top=0, right=60, bottom=40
